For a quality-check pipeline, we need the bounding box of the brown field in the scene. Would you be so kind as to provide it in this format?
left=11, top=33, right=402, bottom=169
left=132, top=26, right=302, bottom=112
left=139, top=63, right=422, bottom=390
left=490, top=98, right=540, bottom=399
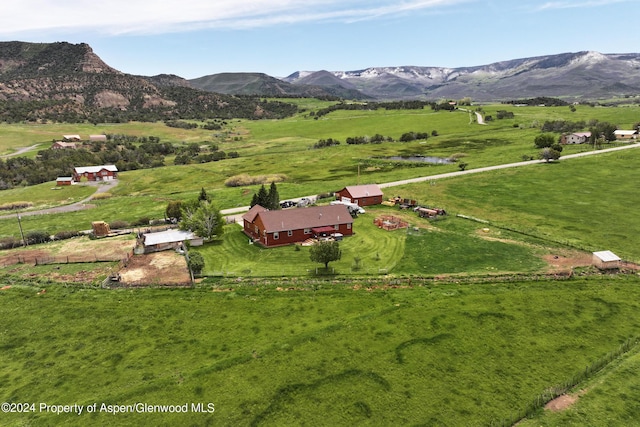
left=117, top=251, right=191, bottom=286
left=0, top=235, right=135, bottom=266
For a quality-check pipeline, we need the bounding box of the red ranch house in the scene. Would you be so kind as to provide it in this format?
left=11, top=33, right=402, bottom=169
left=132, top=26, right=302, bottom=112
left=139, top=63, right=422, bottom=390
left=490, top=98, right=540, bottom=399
left=73, top=165, right=118, bottom=182
left=335, top=184, right=383, bottom=206
left=242, top=204, right=353, bottom=247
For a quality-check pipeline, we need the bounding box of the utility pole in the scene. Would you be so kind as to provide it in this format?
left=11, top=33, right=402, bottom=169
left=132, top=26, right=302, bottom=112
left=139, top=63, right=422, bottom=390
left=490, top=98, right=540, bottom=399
left=17, top=213, right=26, bottom=246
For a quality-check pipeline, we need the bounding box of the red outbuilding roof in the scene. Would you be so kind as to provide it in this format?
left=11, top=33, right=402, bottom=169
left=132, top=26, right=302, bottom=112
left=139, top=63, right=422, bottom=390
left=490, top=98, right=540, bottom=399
left=340, top=184, right=383, bottom=198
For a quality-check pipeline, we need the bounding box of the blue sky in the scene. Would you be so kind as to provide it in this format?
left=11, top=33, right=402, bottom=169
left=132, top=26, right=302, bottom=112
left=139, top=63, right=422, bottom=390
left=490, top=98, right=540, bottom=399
left=1, top=0, right=638, bottom=79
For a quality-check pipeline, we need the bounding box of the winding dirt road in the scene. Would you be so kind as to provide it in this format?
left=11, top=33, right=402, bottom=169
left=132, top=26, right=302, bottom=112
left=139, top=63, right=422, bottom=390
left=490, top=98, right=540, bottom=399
left=0, top=180, right=118, bottom=220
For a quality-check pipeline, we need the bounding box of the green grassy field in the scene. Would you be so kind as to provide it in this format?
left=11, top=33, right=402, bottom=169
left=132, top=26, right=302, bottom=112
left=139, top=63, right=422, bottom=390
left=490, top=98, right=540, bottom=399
left=1, top=103, right=640, bottom=425
left=1, top=276, right=640, bottom=426
left=392, top=147, right=640, bottom=262
left=195, top=207, right=547, bottom=277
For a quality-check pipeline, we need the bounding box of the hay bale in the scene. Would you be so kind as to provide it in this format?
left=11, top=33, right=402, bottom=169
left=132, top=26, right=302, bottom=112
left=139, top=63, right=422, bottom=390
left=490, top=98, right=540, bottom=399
left=92, top=221, right=111, bottom=237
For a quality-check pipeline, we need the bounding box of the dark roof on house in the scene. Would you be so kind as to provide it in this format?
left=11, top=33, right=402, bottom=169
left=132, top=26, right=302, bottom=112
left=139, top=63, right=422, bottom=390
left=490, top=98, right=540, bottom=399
left=242, top=204, right=269, bottom=223
left=341, top=184, right=383, bottom=198
left=250, top=204, right=352, bottom=233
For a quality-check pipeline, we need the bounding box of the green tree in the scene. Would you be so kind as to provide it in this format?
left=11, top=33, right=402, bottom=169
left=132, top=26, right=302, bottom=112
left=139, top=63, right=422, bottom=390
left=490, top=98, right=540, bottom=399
left=198, top=187, right=211, bottom=202
left=268, top=181, right=280, bottom=210
left=188, top=251, right=205, bottom=275
left=250, top=193, right=259, bottom=208
left=165, top=201, right=183, bottom=222
left=183, top=201, right=224, bottom=240
left=309, top=241, right=342, bottom=269
left=538, top=147, right=561, bottom=162
left=254, top=184, right=269, bottom=208
left=534, top=133, right=556, bottom=148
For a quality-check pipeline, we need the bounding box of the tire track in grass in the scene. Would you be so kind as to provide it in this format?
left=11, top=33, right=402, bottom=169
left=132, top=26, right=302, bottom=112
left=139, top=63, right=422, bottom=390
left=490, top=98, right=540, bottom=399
left=79, top=303, right=405, bottom=408
left=250, top=369, right=391, bottom=426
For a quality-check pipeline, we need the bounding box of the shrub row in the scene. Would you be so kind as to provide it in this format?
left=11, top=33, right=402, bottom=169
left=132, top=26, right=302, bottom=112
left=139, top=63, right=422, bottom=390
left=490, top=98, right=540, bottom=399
left=0, top=201, right=33, bottom=211
left=224, top=173, right=287, bottom=187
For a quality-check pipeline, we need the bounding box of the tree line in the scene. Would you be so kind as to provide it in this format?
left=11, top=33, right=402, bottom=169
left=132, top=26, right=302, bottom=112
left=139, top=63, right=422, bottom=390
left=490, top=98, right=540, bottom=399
left=309, top=100, right=458, bottom=119
left=312, top=130, right=438, bottom=149
left=0, top=92, right=298, bottom=124
left=0, top=136, right=238, bottom=190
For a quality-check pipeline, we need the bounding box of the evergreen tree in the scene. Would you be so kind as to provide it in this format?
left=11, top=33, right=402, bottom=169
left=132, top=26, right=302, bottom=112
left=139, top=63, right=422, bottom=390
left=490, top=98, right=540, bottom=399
left=268, top=181, right=280, bottom=210
left=256, top=185, right=269, bottom=208
left=198, top=187, right=211, bottom=202
left=250, top=193, right=259, bottom=208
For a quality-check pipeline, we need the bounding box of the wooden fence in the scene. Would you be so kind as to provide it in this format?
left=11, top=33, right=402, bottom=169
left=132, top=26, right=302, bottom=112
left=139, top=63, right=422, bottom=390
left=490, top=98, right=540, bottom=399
left=0, top=251, right=132, bottom=267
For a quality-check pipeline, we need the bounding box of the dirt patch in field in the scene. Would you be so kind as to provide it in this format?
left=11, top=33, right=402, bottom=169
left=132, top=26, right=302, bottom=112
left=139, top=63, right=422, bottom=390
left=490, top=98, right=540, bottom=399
left=118, top=251, right=191, bottom=286
left=46, top=265, right=116, bottom=284
left=0, top=235, right=135, bottom=266
left=57, top=237, right=134, bottom=259
left=544, top=393, right=578, bottom=411
left=543, top=252, right=593, bottom=273
left=545, top=389, right=589, bottom=412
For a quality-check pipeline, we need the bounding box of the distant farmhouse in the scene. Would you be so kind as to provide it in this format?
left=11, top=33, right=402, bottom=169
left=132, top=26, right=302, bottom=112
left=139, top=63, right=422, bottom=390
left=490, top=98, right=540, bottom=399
left=52, top=141, right=77, bottom=150
left=62, top=135, right=81, bottom=142
left=614, top=130, right=638, bottom=140
left=562, top=132, right=591, bottom=144
left=335, top=184, right=383, bottom=206
left=563, top=129, right=638, bottom=144
left=73, top=165, right=118, bottom=182
left=242, top=204, right=353, bottom=247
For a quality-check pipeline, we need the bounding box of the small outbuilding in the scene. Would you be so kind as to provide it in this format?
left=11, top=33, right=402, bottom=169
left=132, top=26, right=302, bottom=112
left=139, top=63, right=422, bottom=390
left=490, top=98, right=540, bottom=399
left=592, top=250, right=621, bottom=270
left=614, top=130, right=638, bottom=140
left=89, top=134, right=108, bottom=142
left=140, top=229, right=203, bottom=253
left=335, top=184, right=383, bottom=207
left=56, top=177, right=73, bottom=186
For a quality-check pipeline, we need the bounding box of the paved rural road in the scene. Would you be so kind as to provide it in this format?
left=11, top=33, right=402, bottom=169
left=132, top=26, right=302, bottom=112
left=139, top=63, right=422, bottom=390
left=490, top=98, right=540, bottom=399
left=6, top=143, right=640, bottom=221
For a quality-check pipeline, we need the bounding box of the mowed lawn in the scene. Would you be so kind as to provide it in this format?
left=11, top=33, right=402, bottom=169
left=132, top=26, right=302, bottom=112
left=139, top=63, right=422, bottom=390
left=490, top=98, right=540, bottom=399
left=194, top=207, right=547, bottom=277
left=2, top=276, right=640, bottom=426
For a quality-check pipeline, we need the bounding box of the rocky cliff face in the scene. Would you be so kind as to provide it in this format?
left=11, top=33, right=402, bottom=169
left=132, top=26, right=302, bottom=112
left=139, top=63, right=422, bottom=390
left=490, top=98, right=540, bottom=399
left=0, top=41, right=299, bottom=122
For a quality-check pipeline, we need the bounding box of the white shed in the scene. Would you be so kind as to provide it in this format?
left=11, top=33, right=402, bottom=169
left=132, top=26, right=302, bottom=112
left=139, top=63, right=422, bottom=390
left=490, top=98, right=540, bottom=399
left=592, top=250, right=621, bottom=270
left=141, top=229, right=203, bottom=253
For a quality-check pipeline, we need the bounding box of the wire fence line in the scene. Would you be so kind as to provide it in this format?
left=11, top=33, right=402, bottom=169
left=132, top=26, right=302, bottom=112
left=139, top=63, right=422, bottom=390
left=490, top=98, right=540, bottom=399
left=0, top=251, right=133, bottom=268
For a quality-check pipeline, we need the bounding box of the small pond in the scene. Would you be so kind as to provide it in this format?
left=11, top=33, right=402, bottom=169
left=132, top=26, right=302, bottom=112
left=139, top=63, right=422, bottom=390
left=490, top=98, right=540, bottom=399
left=385, top=156, right=453, bottom=164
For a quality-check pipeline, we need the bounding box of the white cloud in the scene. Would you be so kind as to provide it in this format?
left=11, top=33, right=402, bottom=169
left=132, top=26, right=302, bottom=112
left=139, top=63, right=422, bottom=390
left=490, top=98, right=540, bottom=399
left=0, top=0, right=470, bottom=36
left=536, top=0, right=631, bottom=10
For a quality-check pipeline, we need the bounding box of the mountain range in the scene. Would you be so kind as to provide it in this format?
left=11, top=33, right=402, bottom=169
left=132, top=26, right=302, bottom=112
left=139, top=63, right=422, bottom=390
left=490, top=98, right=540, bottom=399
left=1, top=41, right=639, bottom=121
left=193, top=51, right=640, bottom=102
